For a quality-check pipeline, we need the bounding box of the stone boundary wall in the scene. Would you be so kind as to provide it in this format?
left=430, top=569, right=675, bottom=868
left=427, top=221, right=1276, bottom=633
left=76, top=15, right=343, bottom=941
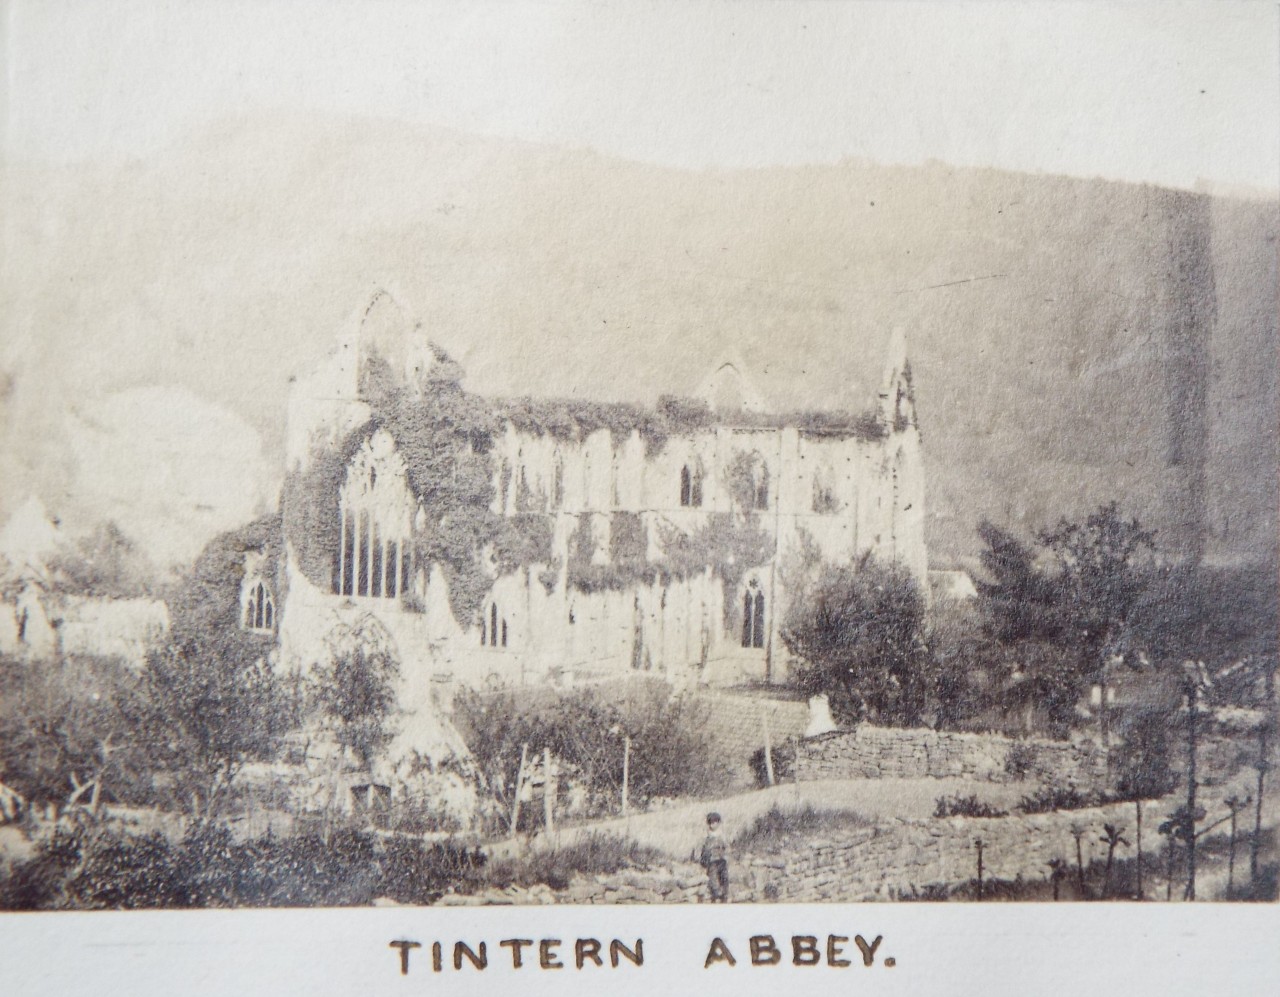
left=692, top=692, right=810, bottom=784
left=736, top=798, right=1152, bottom=903
left=527, top=798, right=1153, bottom=905
left=796, top=725, right=1109, bottom=789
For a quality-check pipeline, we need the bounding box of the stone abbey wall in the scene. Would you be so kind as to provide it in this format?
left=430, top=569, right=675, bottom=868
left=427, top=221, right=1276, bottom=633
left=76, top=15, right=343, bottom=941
left=795, top=725, right=1110, bottom=789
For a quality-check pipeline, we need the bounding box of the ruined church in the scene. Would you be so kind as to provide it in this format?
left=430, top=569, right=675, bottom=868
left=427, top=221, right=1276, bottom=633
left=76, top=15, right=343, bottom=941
left=256, top=291, right=927, bottom=713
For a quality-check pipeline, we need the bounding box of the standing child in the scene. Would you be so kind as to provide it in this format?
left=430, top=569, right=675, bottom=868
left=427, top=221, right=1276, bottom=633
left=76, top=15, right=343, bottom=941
left=699, top=812, right=729, bottom=903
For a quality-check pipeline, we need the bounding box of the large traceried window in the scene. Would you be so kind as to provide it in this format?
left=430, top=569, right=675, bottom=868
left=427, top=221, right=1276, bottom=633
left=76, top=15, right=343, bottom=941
left=331, top=433, right=413, bottom=601
left=741, top=584, right=765, bottom=649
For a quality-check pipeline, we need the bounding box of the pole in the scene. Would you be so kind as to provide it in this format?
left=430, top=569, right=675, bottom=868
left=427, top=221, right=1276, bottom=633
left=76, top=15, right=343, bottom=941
left=1186, top=688, right=1198, bottom=901
left=622, top=735, right=631, bottom=817
left=975, top=839, right=984, bottom=901
left=1228, top=808, right=1237, bottom=897
left=1251, top=718, right=1268, bottom=887
left=511, top=743, right=528, bottom=835
left=543, top=746, right=555, bottom=836
left=1135, top=799, right=1143, bottom=900
left=763, top=711, right=775, bottom=786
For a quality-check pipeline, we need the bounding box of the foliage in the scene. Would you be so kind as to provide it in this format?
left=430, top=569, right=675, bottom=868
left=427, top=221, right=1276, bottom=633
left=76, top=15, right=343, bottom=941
left=165, top=514, right=284, bottom=662
left=138, top=642, right=299, bottom=818
left=1112, top=703, right=1180, bottom=800
left=782, top=555, right=929, bottom=727
left=974, top=504, right=1157, bottom=733
left=310, top=619, right=400, bottom=768
left=1037, top=501, right=1156, bottom=676
left=1003, top=741, right=1038, bottom=781
left=0, top=817, right=489, bottom=909
left=0, top=654, right=153, bottom=812
left=933, top=794, right=1009, bottom=818
left=453, top=681, right=731, bottom=830
left=974, top=520, right=1060, bottom=644
left=749, top=743, right=796, bottom=787
left=725, top=450, right=769, bottom=512
left=486, top=832, right=660, bottom=891
left=655, top=512, right=775, bottom=627
left=731, top=804, right=869, bottom=851
left=1016, top=785, right=1097, bottom=814
left=46, top=521, right=156, bottom=599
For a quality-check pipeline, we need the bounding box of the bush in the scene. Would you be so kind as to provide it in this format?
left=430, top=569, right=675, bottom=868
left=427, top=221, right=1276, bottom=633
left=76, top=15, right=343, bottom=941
left=749, top=743, right=795, bottom=787
left=732, top=804, right=868, bottom=851
left=453, top=681, right=732, bottom=831
left=0, top=817, right=490, bottom=910
left=1017, top=785, right=1094, bottom=814
left=487, top=832, right=659, bottom=891
left=934, top=794, right=1009, bottom=818
left=1004, top=741, right=1037, bottom=781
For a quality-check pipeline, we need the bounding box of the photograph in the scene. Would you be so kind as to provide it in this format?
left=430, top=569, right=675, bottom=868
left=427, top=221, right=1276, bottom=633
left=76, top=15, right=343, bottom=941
left=1, top=0, right=1277, bottom=918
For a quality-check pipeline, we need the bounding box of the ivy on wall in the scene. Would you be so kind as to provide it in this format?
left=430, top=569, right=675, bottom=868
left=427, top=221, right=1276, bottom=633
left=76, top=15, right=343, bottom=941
left=282, top=343, right=881, bottom=631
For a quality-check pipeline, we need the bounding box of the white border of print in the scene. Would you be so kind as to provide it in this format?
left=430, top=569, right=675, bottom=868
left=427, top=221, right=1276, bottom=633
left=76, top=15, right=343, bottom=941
left=2, top=903, right=1277, bottom=996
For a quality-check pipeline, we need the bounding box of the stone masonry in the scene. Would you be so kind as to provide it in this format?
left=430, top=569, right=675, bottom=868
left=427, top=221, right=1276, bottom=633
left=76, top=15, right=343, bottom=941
left=796, top=725, right=1109, bottom=789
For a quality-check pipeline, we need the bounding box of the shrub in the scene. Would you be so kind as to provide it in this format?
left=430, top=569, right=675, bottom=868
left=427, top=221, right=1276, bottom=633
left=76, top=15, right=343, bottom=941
left=487, top=832, right=659, bottom=891
left=1004, top=741, right=1037, bottom=781
left=934, top=794, right=1009, bottom=818
left=1017, top=785, right=1093, bottom=814
left=453, top=681, right=732, bottom=831
left=732, top=804, right=868, bottom=851
left=0, top=817, right=491, bottom=910
left=749, top=743, right=795, bottom=787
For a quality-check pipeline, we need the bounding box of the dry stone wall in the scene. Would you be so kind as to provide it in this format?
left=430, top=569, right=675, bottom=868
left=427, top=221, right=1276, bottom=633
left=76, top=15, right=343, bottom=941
left=693, top=692, right=810, bottom=784
left=523, top=799, right=1151, bottom=906
left=796, top=725, right=1109, bottom=789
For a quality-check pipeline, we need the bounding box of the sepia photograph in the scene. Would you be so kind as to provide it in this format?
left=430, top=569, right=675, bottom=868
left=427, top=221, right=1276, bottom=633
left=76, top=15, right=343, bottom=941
left=1, top=0, right=1277, bottom=921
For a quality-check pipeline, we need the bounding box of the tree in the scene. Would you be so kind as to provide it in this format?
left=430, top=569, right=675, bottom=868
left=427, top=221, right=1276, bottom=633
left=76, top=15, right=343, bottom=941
left=311, top=619, right=399, bottom=769
left=782, top=555, right=929, bottom=727
left=47, top=521, right=156, bottom=599
left=976, top=503, right=1156, bottom=736
left=1037, top=502, right=1156, bottom=703
left=974, top=520, right=1059, bottom=644
left=138, top=642, right=295, bottom=818
left=0, top=653, right=152, bottom=815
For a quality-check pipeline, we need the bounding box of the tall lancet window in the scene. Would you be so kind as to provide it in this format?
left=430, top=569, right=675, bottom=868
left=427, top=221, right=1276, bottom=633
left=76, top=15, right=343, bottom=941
left=680, top=464, right=704, bottom=507
left=481, top=602, right=508, bottom=648
left=741, top=583, right=765, bottom=649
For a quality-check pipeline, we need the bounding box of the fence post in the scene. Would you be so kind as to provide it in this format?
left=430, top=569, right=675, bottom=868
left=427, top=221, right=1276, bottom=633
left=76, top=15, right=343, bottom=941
left=622, top=735, right=631, bottom=817
left=511, top=743, right=528, bottom=835
left=762, top=710, right=775, bottom=786
left=543, top=746, right=555, bottom=836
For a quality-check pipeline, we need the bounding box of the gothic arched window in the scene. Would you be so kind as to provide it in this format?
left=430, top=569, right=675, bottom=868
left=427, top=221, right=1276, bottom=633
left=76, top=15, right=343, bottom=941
left=243, top=582, right=275, bottom=633
left=680, top=465, right=692, bottom=507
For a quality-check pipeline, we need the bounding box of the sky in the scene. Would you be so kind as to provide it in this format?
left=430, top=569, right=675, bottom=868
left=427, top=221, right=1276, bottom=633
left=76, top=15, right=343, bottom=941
left=6, top=0, right=1278, bottom=190
left=2, top=0, right=1278, bottom=570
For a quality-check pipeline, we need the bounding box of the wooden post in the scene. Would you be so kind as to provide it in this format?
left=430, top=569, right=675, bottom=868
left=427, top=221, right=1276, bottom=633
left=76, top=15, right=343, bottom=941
left=1135, top=798, right=1143, bottom=900
left=511, top=743, right=528, bottom=835
left=975, top=838, right=985, bottom=901
left=621, top=735, right=631, bottom=817
left=762, top=711, right=775, bottom=786
left=543, top=746, right=555, bottom=835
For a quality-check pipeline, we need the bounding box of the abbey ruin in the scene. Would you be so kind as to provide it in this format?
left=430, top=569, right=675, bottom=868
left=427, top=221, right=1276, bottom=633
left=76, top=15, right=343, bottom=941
left=250, top=291, right=927, bottom=713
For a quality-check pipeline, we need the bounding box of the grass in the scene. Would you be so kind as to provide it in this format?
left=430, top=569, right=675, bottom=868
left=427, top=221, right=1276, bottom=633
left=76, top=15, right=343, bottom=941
left=484, top=832, right=662, bottom=891
left=732, top=804, right=870, bottom=852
